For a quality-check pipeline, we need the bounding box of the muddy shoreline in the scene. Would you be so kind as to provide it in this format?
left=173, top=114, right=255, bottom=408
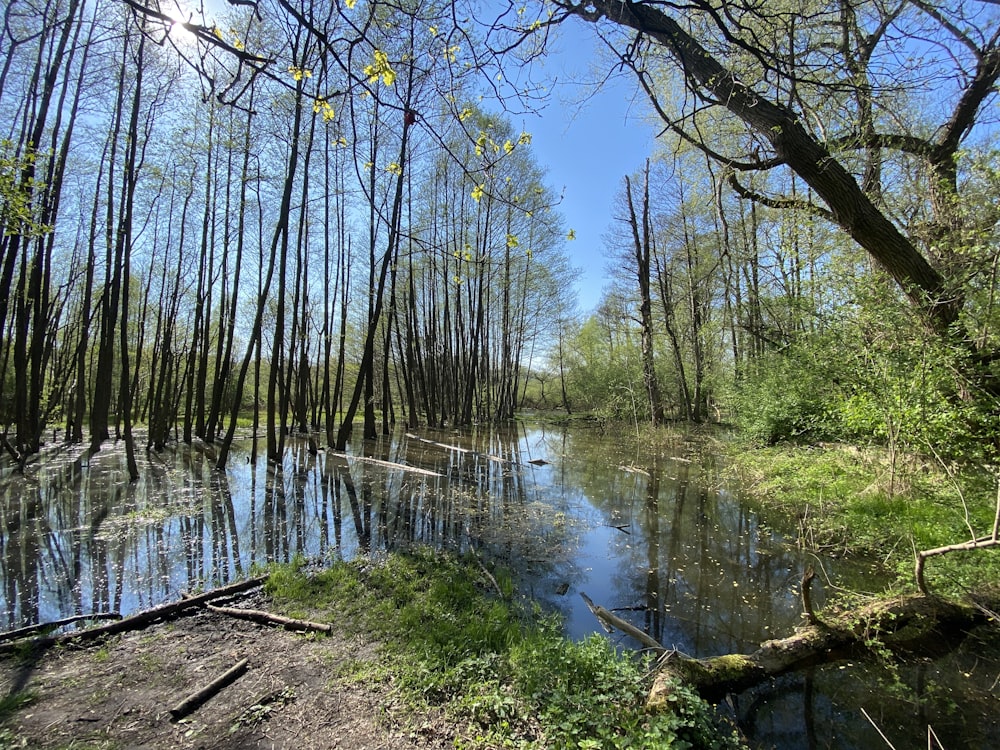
left=0, top=593, right=454, bottom=749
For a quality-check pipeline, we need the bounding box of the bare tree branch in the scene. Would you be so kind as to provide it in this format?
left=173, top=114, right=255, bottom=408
left=557, top=0, right=957, bottom=331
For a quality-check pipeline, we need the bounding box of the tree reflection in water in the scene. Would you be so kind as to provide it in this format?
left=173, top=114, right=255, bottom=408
left=1, top=423, right=998, bottom=749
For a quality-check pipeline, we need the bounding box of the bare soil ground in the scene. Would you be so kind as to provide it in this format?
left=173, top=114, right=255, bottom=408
left=0, top=598, right=456, bottom=749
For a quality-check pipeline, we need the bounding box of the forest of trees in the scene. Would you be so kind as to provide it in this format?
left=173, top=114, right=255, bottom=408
left=2, top=0, right=999, bottom=474
left=545, top=0, right=1000, bottom=467
left=0, top=0, right=578, bottom=474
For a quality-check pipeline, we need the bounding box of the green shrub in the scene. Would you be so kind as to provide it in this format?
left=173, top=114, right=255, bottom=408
left=729, top=346, right=840, bottom=445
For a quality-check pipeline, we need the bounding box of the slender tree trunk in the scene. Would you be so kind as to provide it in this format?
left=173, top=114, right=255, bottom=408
left=89, top=36, right=131, bottom=453
left=336, top=97, right=414, bottom=448
left=192, top=106, right=215, bottom=441
left=207, top=100, right=253, bottom=442
left=626, top=164, right=665, bottom=426
left=216, top=69, right=304, bottom=470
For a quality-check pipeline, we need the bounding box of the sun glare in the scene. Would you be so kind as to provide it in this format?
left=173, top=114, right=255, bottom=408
left=164, top=3, right=198, bottom=46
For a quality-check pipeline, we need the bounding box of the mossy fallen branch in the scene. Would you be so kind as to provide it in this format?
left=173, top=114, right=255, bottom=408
left=646, top=594, right=986, bottom=706
left=580, top=591, right=666, bottom=653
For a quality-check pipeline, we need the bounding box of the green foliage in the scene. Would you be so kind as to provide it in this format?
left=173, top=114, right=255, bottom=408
left=562, top=316, right=649, bottom=423
left=267, top=548, right=740, bottom=749
left=0, top=690, right=36, bottom=723
left=0, top=141, right=49, bottom=238
left=729, top=443, right=1000, bottom=595
left=728, top=341, right=842, bottom=445
left=510, top=624, right=739, bottom=749
left=265, top=555, right=360, bottom=620
left=831, top=287, right=1000, bottom=465
left=728, top=288, right=1000, bottom=463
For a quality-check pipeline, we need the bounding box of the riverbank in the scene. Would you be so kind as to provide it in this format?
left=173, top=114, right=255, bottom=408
left=2, top=598, right=444, bottom=749
left=3, top=423, right=998, bottom=748
left=724, top=440, right=1000, bottom=599
left=0, top=549, right=742, bottom=749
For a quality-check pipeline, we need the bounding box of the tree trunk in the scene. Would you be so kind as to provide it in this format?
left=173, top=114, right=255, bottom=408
left=336, top=72, right=415, bottom=450
left=573, top=0, right=958, bottom=332
left=216, top=68, right=304, bottom=470
left=115, top=25, right=147, bottom=482
left=626, top=163, right=665, bottom=426
left=89, top=36, right=130, bottom=453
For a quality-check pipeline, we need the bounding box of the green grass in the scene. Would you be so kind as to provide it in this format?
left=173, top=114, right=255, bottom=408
left=727, top=442, right=1000, bottom=596
left=0, top=690, right=35, bottom=723
left=266, top=549, right=743, bottom=749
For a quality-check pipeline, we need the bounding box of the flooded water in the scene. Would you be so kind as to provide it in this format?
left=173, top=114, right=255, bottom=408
left=2, top=422, right=998, bottom=748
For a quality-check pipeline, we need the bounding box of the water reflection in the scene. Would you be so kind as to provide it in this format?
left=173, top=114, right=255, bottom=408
left=0, top=425, right=571, bottom=629
left=1, top=424, right=997, bottom=749
left=537, top=430, right=811, bottom=654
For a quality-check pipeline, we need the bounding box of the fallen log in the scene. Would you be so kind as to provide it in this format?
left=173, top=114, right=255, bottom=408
left=578, top=590, right=991, bottom=709
left=646, top=593, right=986, bottom=708
left=0, top=575, right=268, bottom=654
left=205, top=604, right=332, bottom=634
left=580, top=592, right=666, bottom=653
left=0, top=612, right=121, bottom=643
left=404, top=433, right=512, bottom=465
left=405, top=433, right=473, bottom=454
left=169, top=658, right=249, bottom=720
left=328, top=451, right=443, bottom=477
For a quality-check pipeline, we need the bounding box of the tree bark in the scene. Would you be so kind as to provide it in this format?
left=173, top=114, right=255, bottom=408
left=0, top=576, right=268, bottom=653
left=645, top=594, right=986, bottom=706
left=336, top=72, right=415, bottom=450
left=206, top=604, right=332, bottom=634
left=625, top=163, right=665, bottom=425
left=169, top=659, right=249, bottom=720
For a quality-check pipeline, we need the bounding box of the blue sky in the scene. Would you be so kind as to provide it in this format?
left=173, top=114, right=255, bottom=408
left=517, top=22, right=657, bottom=313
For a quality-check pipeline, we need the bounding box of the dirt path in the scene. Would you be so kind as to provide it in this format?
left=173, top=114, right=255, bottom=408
left=0, top=602, right=454, bottom=749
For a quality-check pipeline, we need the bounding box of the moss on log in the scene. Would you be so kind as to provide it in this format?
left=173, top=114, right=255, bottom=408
left=647, top=594, right=988, bottom=708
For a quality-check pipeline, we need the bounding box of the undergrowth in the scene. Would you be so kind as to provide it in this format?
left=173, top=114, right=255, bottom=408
left=266, top=548, right=743, bottom=749
left=727, top=442, right=1000, bottom=597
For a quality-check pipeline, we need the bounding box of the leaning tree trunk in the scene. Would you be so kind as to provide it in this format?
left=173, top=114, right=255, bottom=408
left=335, top=71, right=415, bottom=450
left=215, top=70, right=303, bottom=471
left=584, top=581, right=991, bottom=710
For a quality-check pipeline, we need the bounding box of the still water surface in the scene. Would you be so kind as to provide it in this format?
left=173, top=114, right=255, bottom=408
left=2, top=422, right=998, bottom=748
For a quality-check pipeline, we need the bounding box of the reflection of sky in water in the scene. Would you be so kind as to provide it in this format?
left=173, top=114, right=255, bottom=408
left=1, top=424, right=998, bottom=749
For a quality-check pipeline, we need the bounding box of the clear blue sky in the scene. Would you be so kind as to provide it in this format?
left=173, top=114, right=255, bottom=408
left=517, top=22, right=657, bottom=314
